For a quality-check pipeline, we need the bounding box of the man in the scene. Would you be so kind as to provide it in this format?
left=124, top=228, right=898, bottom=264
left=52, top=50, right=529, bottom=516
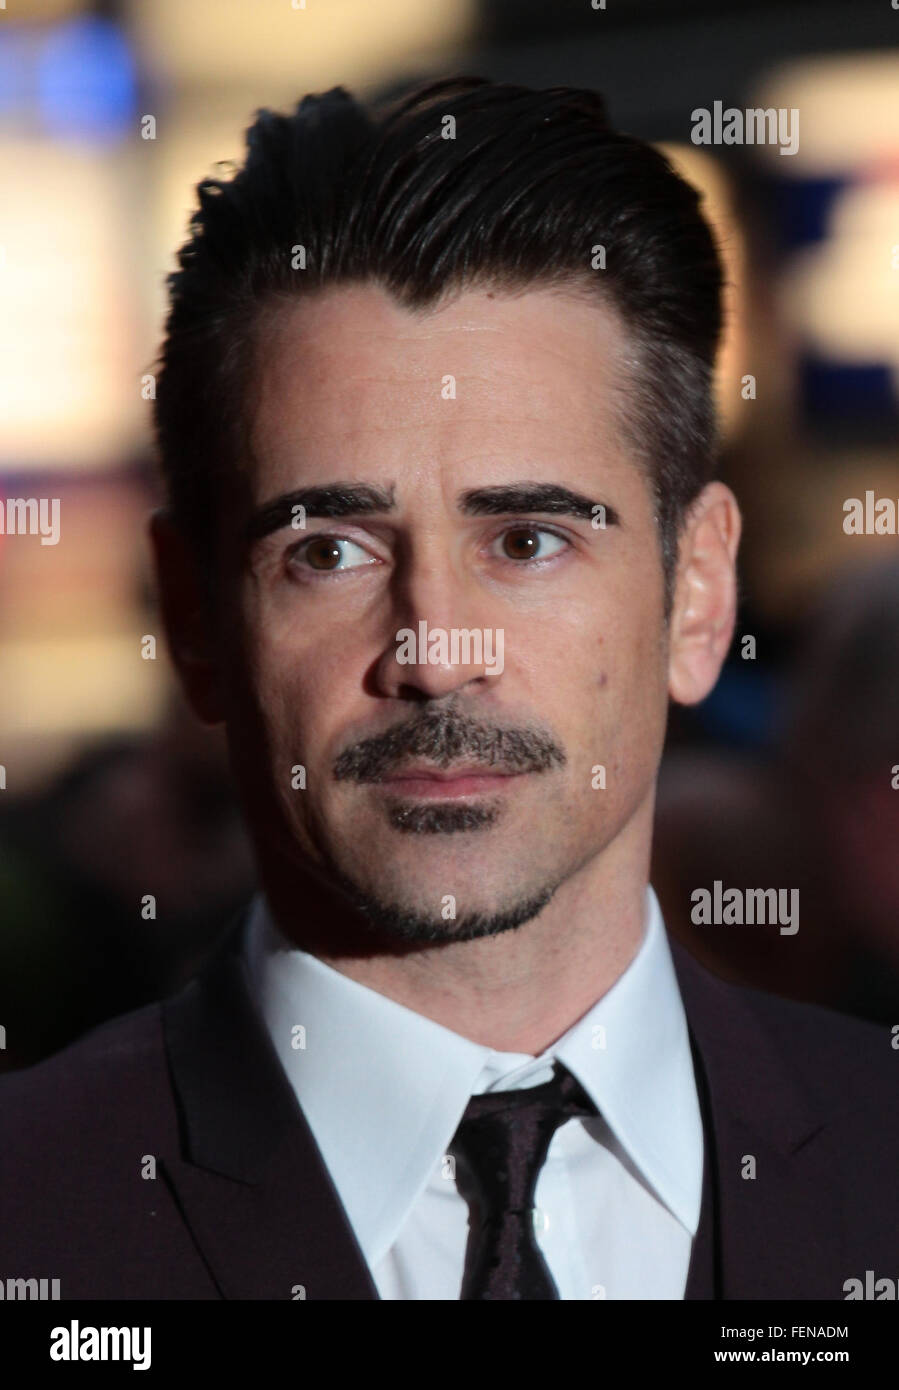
left=1, top=75, right=896, bottom=1301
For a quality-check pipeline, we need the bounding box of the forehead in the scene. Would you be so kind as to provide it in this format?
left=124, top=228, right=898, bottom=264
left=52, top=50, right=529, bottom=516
left=247, top=281, right=636, bottom=495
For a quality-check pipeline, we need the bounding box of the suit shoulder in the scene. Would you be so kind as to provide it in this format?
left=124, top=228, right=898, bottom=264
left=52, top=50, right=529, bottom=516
left=0, top=993, right=220, bottom=1296
left=735, top=975, right=890, bottom=1053
left=690, top=953, right=897, bottom=1104
left=0, top=999, right=174, bottom=1153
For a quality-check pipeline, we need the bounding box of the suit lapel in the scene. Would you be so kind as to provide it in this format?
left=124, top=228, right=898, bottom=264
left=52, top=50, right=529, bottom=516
left=161, top=919, right=379, bottom=1300
left=161, top=912, right=844, bottom=1300
left=682, top=1028, right=720, bottom=1299
left=671, top=941, right=848, bottom=1299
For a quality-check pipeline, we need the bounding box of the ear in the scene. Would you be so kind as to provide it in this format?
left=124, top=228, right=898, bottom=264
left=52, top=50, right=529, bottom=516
left=667, top=481, right=741, bottom=706
left=149, top=509, right=225, bottom=725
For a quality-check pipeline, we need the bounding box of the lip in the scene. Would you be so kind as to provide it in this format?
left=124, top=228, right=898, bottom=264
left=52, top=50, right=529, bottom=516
left=380, top=765, right=522, bottom=798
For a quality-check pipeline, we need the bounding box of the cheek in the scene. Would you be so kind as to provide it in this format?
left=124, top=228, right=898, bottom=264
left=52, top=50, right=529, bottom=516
left=250, top=637, right=361, bottom=781
left=576, top=620, right=668, bottom=758
left=223, top=626, right=307, bottom=761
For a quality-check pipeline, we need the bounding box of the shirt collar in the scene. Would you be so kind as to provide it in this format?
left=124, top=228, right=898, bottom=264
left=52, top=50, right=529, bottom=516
left=242, top=885, right=703, bottom=1266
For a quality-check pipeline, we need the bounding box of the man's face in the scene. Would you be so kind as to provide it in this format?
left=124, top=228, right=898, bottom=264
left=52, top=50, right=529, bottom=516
left=214, top=283, right=673, bottom=943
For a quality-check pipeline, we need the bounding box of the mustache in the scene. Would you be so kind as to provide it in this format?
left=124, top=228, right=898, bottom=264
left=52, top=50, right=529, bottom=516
left=332, top=706, right=567, bottom=784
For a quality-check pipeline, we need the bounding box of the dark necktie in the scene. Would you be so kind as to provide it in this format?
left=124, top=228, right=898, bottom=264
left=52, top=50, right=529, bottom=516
left=448, top=1062, right=598, bottom=1300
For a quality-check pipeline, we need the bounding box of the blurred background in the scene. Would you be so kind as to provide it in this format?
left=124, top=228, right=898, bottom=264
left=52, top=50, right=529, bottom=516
left=1, top=0, right=897, bottom=1070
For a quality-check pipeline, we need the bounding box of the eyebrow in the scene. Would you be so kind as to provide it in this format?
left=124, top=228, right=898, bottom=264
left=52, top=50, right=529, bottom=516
left=459, top=483, right=619, bottom=526
left=245, top=479, right=618, bottom=544
left=245, top=483, right=396, bottom=543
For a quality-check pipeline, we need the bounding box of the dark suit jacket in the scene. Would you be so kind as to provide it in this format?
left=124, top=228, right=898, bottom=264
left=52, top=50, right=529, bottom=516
left=1, top=914, right=896, bottom=1300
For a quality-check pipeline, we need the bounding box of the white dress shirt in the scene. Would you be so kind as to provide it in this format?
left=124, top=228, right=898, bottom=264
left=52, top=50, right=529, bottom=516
left=242, top=885, right=704, bottom=1300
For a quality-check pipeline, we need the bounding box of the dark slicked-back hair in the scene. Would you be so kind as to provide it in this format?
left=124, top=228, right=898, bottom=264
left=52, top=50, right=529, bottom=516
left=153, top=75, right=723, bottom=597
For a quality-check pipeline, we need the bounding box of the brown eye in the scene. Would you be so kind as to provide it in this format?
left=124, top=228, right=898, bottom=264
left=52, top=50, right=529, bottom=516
left=305, top=538, right=343, bottom=570
left=290, top=535, right=376, bottom=575
left=496, top=526, right=568, bottom=562
left=502, top=527, right=540, bottom=560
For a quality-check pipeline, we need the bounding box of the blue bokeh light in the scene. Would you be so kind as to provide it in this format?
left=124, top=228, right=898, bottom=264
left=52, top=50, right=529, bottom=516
left=35, top=16, right=137, bottom=142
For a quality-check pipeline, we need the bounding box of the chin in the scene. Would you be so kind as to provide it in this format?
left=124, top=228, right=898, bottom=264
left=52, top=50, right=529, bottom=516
left=326, top=863, right=561, bottom=948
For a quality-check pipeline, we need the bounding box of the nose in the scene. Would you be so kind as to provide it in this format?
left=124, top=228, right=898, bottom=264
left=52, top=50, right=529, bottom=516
left=374, top=560, right=502, bottom=701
